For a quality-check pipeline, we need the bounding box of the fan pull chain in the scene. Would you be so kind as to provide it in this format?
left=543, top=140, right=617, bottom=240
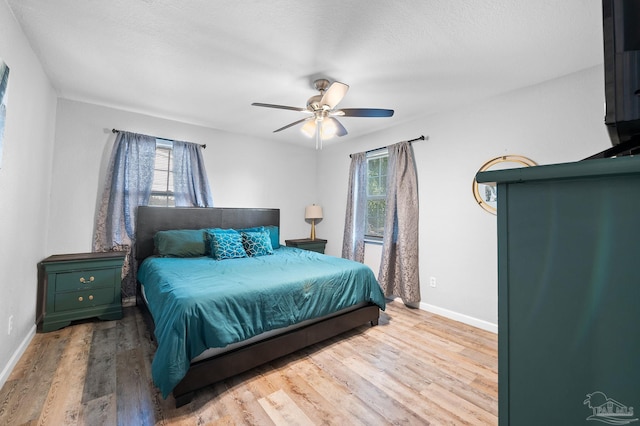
left=315, top=122, right=322, bottom=150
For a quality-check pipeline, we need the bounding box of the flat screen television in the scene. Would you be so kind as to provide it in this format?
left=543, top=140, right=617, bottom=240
left=588, top=0, right=640, bottom=159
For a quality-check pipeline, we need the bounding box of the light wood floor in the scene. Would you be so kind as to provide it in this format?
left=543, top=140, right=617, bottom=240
left=0, top=301, right=497, bottom=425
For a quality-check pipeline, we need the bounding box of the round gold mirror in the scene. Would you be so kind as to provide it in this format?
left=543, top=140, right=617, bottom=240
left=473, top=155, right=537, bottom=214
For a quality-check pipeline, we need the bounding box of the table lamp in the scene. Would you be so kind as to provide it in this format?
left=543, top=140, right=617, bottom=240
left=305, top=204, right=323, bottom=240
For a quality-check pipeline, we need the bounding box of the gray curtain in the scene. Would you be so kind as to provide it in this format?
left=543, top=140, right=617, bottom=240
left=0, top=61, right=9, bottom=167
left=342, top=152, right=367, bottom=262
left=93, top=131, right=156, bottom=298
left=173, top=140, right=213, bottom=207
left=378, top=141, right=420, bottom=304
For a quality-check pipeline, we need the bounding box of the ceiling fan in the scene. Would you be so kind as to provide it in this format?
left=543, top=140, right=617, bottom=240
left=252, top=79, right=394, bottom=149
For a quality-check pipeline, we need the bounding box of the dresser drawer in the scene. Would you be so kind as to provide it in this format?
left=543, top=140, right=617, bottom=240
left=54, top=268, right=117, bottom=292
left=54, top=287, right=116, bottom=312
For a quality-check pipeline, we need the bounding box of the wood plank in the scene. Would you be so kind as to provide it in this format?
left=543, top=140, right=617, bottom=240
left=420, top=382, right=498, bottom=425
left=394, top=323, right=497, bottom=381
left=115, top=347, right=155, bottom=426
left=258, top=389, right=315, bottom=426
left=226, top=382, right=275, bottom=426
left=415, top=319, right=497, bottom=357
left=82, top=325, right=117, bottom=402
left=288, top=354, right=388, bottom=426
left=367, top=323, right=482, bottom=384
left=261, top=358, right=355, bottom=425
left=78, top=393, right=117, bottom=426
left=308, top=343, right=429, bottom=424
left=36, top=322, right=93, bottom=425
left=116, top=306, right=139, bottom=352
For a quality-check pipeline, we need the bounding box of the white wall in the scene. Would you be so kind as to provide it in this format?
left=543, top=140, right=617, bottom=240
left=0, top=2, right=57, bottom=387
left=47, top=99, right=319, bottom=256
left=317, top=65, right=611, bottom=330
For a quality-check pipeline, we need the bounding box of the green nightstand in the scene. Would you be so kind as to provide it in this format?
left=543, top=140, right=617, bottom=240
left=285, top=238, right=327, bottom=254
left=37, top=251, right=125, bottom=332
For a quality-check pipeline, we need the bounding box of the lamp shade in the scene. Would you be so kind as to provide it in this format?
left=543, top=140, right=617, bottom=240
left=305, top=205, right=323, bottom=220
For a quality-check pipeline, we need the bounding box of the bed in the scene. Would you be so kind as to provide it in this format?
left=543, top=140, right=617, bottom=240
left=135, top=206, right=385, bottom=406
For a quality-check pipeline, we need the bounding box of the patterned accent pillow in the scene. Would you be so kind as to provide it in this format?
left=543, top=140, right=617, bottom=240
left=238, top=225, right=280, bottom=249
left=207, top=229, right=247, bottom=260
left=241, top=230, right=274, bottom=257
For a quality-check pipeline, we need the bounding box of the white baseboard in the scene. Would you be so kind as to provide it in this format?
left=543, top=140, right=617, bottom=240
left=0, top=324, right=36, bottom=390
left=418, top=302, right=497, bottom=334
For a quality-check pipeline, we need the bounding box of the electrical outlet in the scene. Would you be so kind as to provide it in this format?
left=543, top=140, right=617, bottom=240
left=430, top=276, right=437, bottom=288
left=7, top=315, right=13, bottom=335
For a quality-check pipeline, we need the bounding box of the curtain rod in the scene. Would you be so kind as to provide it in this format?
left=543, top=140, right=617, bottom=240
left=111, top=128, right=206, bottom=149
left=349, top=135, right=427, bottom=158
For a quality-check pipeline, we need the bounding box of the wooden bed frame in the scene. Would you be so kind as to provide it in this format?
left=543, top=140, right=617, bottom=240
left=135, top=206, right=380, bottom=407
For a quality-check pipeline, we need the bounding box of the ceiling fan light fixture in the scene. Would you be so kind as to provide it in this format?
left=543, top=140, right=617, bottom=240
left=320, top=118, right=338, bottom=139
left=300, top=118, right=337, bottom=140
left=301, top=120, right=316, bottom=138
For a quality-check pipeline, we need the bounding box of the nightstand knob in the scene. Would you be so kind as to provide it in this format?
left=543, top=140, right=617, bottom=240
left=79, top=276, right=95, bottom=284
left=78, top=296, right=83, bottom=302
left=89, top=295, right=94, bottom=301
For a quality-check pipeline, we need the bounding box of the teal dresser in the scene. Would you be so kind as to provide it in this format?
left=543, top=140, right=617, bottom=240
left=37, top=251, right=125, bottom=332
left=285, top=238, right=327, bottom=254
left=477, top=155, right=640, bottom=425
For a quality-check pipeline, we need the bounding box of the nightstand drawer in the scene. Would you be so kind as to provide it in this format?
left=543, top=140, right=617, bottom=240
left=54, top=287, right=115, bottom=312
left=285, top=238, right=327, bottom=254
left=55, top=268, right=117, bottom=292
left=297, top=242, right=325, bottom=253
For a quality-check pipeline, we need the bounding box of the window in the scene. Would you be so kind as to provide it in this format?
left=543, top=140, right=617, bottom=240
left=366, top=149, right=388, bottom=240
left=148, top=139, right=175, bottom=207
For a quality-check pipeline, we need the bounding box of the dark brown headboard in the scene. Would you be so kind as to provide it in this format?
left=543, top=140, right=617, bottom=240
left=135, top=206, right=280, bottom=262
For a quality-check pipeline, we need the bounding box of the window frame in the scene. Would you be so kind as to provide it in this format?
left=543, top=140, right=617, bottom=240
left=364, top=149, right=388, bottom=243
left=147, top=138, right=176, bottom=207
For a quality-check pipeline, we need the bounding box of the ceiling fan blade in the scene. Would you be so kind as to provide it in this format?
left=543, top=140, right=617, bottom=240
left=325, top=117, right=348, bottom=137
left=273, top=117, right=312, bottom=133
left=336, top=108, right=394, bottom=117
left=320, top=82, right=349, bottom=109
left=252, top=102, right=307, bottom=112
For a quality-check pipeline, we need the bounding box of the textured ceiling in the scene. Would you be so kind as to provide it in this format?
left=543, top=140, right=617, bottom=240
left=7, top=0, right=604, bottom=147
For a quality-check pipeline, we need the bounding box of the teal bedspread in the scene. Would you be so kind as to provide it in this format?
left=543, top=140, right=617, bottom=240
left=137, top=247, right=386, bottom=397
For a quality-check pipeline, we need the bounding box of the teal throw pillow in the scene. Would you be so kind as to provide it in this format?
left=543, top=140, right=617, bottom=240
left=207, top=228, right=247, bottom=260
left=154, top=229, right=206, bottom=257
left=241, top=230, right=274, bottom=257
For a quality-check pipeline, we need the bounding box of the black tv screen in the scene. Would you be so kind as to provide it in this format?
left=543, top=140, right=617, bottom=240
left=600, top=0, right=640, bottom=157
